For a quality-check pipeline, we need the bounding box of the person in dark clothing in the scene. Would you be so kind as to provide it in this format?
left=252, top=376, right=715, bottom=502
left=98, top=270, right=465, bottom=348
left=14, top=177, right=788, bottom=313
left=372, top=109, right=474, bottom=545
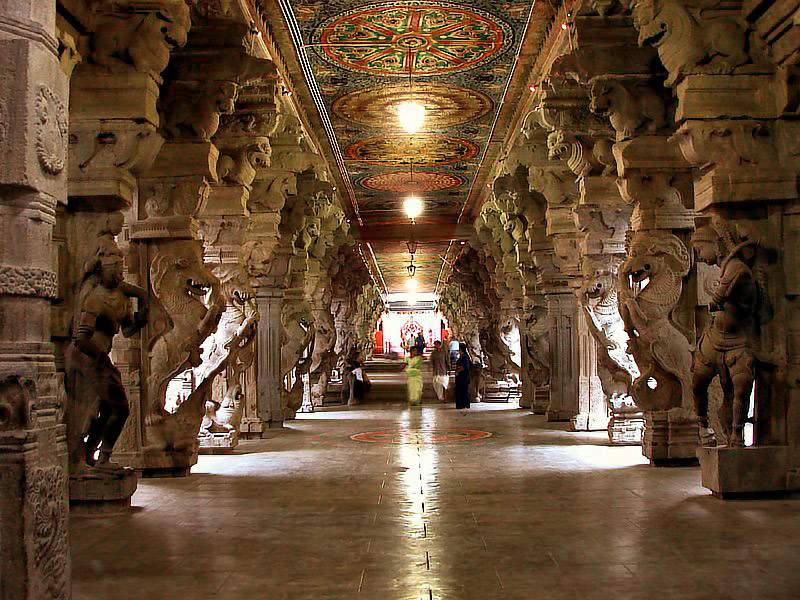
left=414, top=333, right=426, bottom=353
left=454, top=342, right=471, bottom=409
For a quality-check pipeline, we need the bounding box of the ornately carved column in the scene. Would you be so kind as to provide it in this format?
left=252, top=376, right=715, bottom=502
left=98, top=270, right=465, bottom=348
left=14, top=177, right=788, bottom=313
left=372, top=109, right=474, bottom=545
left=0, top=1, right=71, bottom=596
left=635, top=0, right=800, bottom=492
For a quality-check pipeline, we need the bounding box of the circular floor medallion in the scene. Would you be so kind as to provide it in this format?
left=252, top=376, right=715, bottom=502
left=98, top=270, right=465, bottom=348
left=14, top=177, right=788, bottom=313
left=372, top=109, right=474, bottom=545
left=345, top=134, right=478, bottom=166
left=359, top=171, right=464, bottom=192
left=314, top=2, right=512, bottom=77
left=332, top=83, right=493, bottom=129
left=350, top=428, right=493, bottom=444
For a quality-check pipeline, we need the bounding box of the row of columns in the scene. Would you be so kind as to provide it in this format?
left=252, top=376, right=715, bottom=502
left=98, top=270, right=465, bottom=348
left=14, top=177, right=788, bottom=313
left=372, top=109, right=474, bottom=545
left=0, top=1, right=386, bottom=596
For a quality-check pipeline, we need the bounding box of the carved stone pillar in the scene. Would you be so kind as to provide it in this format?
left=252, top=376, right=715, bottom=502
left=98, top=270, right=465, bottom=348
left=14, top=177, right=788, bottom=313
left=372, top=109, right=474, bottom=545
left=614, top=136, right=698, bottom=463
left=60, top=2, right=188, bottom=504
left=254, top=285, right=284, bottom=430
left=0, top=1, right=71, bottom=596
left=543, top=292, right=579, bottom=421
left=654, top=4, right=800, bottom=490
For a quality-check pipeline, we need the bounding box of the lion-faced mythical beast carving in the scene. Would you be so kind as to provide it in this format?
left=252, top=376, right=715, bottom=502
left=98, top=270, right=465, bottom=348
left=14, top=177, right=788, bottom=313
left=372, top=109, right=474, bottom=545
left=91, top=0, right=190, bottom=76
left=618, top=231, right=692, bottom=412
left=309, top=303, right=336, bottom=405
left=479, top=321, right=518, bottom=380
left=581, top=266, right=640, bottom=404
left=589, top=78, right=668, bottom=140
left=631, top=0, right=750, bottom=86
left=522, top=305, right=551, bottom=388
left=161, top=81, right=239, bottom=141
left=144, top=240, right=224, bottom=451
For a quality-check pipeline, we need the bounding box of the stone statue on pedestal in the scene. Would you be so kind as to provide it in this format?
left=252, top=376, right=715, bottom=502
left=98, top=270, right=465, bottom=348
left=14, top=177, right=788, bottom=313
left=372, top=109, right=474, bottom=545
left=691, top=221, right=760, bottom=447
left=66, top=215, right=149, bottom=474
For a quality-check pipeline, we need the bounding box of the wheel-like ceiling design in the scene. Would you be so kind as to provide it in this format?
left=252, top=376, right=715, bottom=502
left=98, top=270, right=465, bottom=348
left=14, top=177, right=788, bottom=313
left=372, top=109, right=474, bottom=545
left=314, top=3, right=511, bottom=76
left=345, top=134, right=479, bottom=166
left=290, top=0, right=532, bottom=292
left=359, top=171, right=465, bottom=192
left=332, top=83, right=493, bottom=129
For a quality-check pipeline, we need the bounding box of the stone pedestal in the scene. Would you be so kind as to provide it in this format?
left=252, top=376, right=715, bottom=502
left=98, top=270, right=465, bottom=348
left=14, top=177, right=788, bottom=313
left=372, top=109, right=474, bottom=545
left=532, top=387, right=549, bottom=414
left=697, top=446, right=791, bottom=498
left=140, top=448, right=197, bottom=478
left=642, top=409, right=698, bottom=465
left=69, top=468, right=138, bottom=515
left=608, top=407, right=645, bottom=446
left=199, top=430, right=239, bottom=454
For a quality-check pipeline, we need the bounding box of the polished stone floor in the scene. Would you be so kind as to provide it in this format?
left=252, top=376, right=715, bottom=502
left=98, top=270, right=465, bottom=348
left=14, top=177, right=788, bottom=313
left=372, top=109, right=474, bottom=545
left=71, top=398, right=800, bottom=599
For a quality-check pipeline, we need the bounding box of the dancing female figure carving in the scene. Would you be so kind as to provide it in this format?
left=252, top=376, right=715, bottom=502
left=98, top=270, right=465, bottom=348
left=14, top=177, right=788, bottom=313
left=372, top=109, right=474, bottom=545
left=66, top=217, right=148, bottom=474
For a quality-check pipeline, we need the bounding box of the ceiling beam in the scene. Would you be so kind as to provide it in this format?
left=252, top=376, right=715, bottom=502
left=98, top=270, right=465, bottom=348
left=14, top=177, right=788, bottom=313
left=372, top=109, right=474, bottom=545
left=355, top=224, right=473, bottom=243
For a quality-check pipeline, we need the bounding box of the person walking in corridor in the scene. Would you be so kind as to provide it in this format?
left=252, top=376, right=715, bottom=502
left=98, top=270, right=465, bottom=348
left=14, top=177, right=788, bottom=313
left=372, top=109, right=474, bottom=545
left=404, top=346, right=424, bottom=407
left=454, top=342, right=471, bottom=409
left=429, top=340, right=449, bottom=402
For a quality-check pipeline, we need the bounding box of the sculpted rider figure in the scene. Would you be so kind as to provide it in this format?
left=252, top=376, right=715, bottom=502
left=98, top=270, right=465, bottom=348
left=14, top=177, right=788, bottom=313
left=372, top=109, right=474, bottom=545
left=691, top=223, right=759, bottom=448
left=71, top=216, right=149, bottom=473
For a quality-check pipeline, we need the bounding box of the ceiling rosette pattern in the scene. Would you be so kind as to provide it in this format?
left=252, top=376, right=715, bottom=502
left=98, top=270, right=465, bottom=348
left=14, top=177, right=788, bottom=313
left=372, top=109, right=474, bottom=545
left=288, top=0, right=533, bottom=291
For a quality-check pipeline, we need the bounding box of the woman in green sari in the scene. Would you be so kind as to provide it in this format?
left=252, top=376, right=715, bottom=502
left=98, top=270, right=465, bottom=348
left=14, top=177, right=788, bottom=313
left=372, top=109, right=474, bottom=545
left=404, top=346, right=424, bottom=406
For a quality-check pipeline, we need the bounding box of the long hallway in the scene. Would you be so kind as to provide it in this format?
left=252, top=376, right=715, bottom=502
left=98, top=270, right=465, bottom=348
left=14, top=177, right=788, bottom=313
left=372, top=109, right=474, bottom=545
left=71, top=400, right=800, bottom=600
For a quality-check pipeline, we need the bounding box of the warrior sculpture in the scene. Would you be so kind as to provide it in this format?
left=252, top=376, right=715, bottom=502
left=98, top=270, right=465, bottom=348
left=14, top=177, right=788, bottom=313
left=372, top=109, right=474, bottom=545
left=691, top=221, right=760, bottom=447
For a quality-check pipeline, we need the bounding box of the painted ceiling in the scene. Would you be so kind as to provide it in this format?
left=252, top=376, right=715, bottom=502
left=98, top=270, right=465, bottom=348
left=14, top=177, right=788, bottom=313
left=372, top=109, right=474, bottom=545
left=286, top=0, right=534, bottom=292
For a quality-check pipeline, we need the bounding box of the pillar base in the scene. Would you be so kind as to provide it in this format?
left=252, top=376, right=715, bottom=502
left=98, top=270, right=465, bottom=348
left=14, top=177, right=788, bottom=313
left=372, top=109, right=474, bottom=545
left=608, top=410, right=645, bottom=446
left=139, top=448, right=197, bottom=478
left=698, top=445, right=792, bottom=498
left=198, top=431, right=239, bottom=454
left=531, top=387, right=549, bottom=415
left=546, top=409, right=575, bottom=422
left=570, top=412, right=609, bottom=431
left=643, top=409, right=698, bottom=465
left=69, top=467, right=138, bottom=515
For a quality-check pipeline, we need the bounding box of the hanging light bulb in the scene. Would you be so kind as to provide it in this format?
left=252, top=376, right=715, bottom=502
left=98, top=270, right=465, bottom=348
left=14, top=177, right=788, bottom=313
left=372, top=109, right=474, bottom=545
left=396, top=100, right=425, bottom=133
left=403, top=195, right=423, bottom=221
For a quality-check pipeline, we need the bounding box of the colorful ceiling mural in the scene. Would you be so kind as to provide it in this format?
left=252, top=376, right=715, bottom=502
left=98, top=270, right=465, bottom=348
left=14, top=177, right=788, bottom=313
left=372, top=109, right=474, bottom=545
left=287, top=0, right=533, bottom=292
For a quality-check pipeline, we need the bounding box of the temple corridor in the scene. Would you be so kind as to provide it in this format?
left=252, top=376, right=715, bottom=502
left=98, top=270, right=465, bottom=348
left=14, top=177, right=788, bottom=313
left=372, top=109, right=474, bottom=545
left=6, top=0, right=800, bottom=596
left=71, top=391, right=800, bottom=599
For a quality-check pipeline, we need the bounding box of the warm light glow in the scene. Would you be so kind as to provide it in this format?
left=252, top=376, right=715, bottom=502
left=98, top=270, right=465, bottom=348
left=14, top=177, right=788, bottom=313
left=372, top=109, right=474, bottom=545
left=396, top=100, right=426, bottom=133
left=405, top=277, right=418, bottom=291
left=403, top=195, right=423, bottom=220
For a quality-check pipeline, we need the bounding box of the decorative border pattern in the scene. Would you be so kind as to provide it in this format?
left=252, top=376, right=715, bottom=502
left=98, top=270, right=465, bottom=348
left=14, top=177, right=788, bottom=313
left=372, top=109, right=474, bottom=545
left=351, top=427, right=493, bottom=444
left=0, top=266, right=58, bottom=298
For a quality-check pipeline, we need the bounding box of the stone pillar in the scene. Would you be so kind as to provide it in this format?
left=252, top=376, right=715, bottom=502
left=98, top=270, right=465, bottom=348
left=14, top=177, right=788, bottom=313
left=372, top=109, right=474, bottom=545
left=0, top=1, right=71, bottom=596
left=657, top=1, right=800, bottom=491
left=254, top=286, right=284, bottom=431
left=544, top=292, right=580, bottom=421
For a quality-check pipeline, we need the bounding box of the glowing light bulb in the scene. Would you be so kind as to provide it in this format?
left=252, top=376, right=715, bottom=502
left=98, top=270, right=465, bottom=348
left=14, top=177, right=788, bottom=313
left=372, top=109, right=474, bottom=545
left=403, top=195, right=423, bottom=221
left=405, top=277, right=418, bottom=291
left=396, top=100, right=425, bottom=133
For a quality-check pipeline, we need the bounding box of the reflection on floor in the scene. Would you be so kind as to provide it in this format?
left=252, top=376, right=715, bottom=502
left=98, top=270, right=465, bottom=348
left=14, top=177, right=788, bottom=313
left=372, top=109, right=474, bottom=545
left=71, top=401, right=800, bottom=600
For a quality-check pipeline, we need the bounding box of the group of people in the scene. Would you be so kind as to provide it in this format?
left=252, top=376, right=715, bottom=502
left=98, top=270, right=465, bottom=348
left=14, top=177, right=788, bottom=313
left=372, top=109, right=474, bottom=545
left=343, top=339, right=474, bottom=409
left=404, top=340, right=472, bottom=409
